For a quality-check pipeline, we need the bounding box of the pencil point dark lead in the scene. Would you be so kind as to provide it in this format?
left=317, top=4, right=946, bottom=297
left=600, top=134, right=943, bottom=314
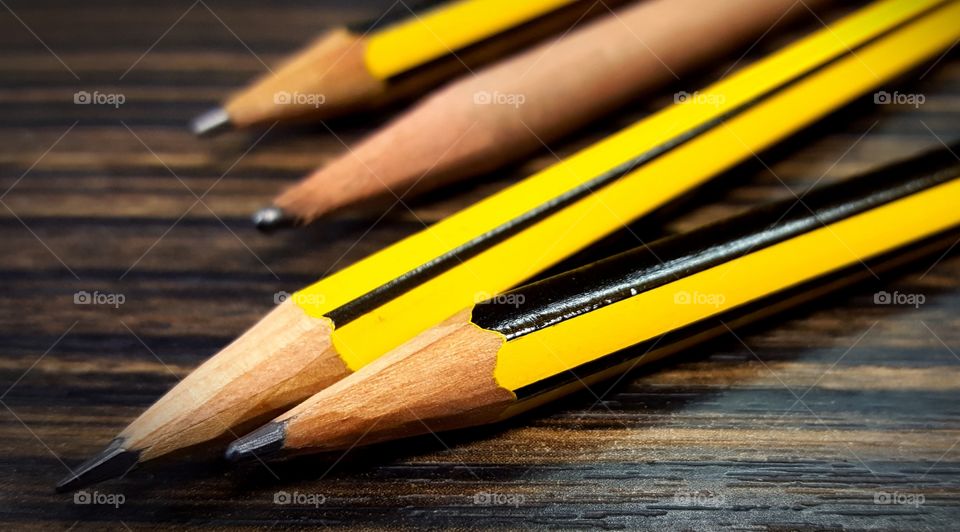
left=55, top=438, right=140, bottom=493
left=225, top=421, right=287, bottom=463
left=190, top=107, right=232, bottom=137
left=252, top=206, right=297, bottom=233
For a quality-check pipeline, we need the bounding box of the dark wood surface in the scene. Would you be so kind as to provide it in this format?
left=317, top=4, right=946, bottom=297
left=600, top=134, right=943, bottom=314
left=2, top=1, right=959, bottom=529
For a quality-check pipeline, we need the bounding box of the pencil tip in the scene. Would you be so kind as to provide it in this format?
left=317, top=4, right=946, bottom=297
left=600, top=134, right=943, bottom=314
left=190, top=107, right=232, bottom=137
left=225, top=421, right=287, bottom=463
left=55, top=438, right=140, bottom=492
left=252, top=206, right=297, bottom=233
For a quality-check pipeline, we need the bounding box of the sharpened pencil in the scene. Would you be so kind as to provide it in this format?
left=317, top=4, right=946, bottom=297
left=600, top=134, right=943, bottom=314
left=256, top=0, right=828, bottom=229
left=57, top=0, right=958, bottom=491
left=226, top=141, right=960, bottom=460
left=190, top=0, right=600, bottom=135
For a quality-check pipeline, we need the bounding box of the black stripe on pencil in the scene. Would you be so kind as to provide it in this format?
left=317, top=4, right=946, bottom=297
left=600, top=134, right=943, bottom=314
left=495, top=143, right=960, bottom=398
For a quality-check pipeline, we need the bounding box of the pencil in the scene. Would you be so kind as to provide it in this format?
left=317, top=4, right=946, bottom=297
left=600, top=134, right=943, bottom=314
left=190, top=0, right=600, bottom=135
left=226, top=141, right=960, bottom=459
left=254, top=0, right=827, bottom=230
left=56, top=0, right=957, bottom=491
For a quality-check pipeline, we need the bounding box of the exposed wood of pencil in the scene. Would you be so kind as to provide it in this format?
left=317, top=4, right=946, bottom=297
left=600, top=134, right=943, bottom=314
left=56, top=299, right=347, bottom=491
left=224, top=29, right=385, bottom=129
left=224, top=310, right=511, bottom=459
left=271, top=0, right=823, bottom=225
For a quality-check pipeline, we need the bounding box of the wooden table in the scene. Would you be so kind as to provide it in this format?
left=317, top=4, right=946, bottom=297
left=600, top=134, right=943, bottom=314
left=2, top=1, right=958, bottom=529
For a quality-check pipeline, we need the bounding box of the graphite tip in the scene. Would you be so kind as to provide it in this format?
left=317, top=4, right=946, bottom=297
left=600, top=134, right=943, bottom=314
left=252, top=206, right=298, bottom=233
left=189, top=107, right=232, bottom=137
left=225, top=421, right=287, bottom=463
left=55, top=438, right=141, bottom=493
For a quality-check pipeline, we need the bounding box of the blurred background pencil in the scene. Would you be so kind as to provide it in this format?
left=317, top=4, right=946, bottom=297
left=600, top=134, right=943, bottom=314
left=227, top=140, right=960, bottom=459
left=190, top=0, right=619, bottom=135
left=255, top=0, right=829, bottom=230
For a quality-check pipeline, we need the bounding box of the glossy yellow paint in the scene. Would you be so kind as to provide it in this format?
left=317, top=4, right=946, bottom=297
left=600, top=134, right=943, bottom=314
left=364, top=0, right=575, bottom=79
left=495, top=173, right=960, bottom=391
left=293, top=0, right=956, bottom=372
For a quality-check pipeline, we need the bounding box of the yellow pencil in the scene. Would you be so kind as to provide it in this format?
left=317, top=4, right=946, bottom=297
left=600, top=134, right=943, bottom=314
left=191, top=0, right=601, bottom=135
left=226, top=142, right=960, bottom=458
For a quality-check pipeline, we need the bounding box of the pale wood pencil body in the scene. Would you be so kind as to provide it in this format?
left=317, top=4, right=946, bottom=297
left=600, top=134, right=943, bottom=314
left=277, top=0, right=823, bottom=222
left=123, top=299, right=347, bottom=460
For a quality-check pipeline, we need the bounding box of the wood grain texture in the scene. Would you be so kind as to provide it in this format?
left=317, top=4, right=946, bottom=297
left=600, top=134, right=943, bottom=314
left=0, top=0, right=958, bottom=529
